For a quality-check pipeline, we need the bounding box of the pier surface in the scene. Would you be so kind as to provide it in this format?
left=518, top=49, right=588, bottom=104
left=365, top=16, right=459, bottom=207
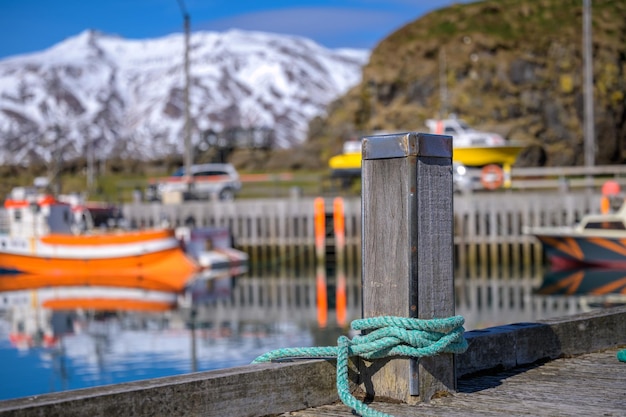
left=285, top=347, right=625, bottom=417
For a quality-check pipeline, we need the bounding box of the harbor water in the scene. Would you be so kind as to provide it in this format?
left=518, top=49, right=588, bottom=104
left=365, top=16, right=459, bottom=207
left=1, top=261, right=622, bottom=402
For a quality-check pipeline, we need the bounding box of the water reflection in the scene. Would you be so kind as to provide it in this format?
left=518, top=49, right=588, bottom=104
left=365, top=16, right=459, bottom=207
left=0, top=270, right=329, bottom=401
left=536, top=267, right=626, bottom=308
left=1, top=265, right=623, bottom=401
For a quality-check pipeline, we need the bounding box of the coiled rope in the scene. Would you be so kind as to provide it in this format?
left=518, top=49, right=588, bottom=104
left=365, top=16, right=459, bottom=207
left=252, top=315, right=468, bottom=417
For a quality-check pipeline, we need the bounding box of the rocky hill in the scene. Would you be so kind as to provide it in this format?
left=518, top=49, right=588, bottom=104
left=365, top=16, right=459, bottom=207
left=305, top=0, right=626, bottom=168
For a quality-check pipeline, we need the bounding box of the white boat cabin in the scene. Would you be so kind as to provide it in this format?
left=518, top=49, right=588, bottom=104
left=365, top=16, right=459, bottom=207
left=342, top=140, right=362, bottom=154
left=425, top=118, right=506, bottom=147
left=3, top=187, right=78, bottom=238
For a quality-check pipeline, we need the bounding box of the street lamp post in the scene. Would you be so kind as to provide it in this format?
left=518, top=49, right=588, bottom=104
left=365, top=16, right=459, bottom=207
left=583, top=0, right=595, bottom=189
left=177, top=0, right=192, bottom=184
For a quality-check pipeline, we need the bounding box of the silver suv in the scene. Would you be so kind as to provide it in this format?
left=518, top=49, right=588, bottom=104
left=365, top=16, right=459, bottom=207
left=148, top=163, right=241, bottom=201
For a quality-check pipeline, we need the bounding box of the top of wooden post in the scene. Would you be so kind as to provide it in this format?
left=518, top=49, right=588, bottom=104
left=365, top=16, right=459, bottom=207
left=362, top=132, right=452, bottom=160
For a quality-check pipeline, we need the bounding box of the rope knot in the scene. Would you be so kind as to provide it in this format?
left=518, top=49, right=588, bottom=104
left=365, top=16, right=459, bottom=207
left=347, top=316, right=467, bottom=360
left=252, top=315, right=467, bottom=417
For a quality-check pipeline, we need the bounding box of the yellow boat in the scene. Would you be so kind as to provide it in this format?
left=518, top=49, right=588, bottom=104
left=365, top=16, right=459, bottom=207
left=329, top=120, right=525, bottom=179
left=329, top=153, right=361, bottom=175
left=453, top=144, right=525, bottom=167
left=329, top=144, right=523, bottom=174
left=425, top=118, right=524, bottom=168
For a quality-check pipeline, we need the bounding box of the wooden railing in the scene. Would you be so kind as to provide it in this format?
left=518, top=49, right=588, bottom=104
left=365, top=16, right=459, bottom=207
left=466, top=164, right=626, bottom=192
left=116, top=189, right=604, bottom=274
left=0, top=189, right=606, bottom=275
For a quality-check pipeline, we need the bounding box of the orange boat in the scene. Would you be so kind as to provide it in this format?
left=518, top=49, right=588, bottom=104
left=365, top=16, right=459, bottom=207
left=0, top=187, right=199, bottom=279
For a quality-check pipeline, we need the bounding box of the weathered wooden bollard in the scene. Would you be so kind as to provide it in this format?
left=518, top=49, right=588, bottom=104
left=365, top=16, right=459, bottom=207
left=361, top=132, right=454, bottom=403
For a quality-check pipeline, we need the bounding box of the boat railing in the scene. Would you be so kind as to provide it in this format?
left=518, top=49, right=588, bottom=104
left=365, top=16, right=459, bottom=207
left=507, top=165, right=626, bottom=191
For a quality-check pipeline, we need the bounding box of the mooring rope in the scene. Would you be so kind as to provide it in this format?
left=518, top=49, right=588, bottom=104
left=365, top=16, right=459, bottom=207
left=252, top=315, right=468, bottom=417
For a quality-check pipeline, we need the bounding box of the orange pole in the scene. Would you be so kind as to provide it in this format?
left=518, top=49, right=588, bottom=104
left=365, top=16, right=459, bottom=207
left=316, top=264, right=328, bottom=328
left=333, top=197, right=347, bottom=326
left=336, top=270, right=347, bottom=327
left=600, top=196, right=610, bottom=214
left=314, top=197, right=325, bottom=263
left=333, top=197, right=345, bottom=249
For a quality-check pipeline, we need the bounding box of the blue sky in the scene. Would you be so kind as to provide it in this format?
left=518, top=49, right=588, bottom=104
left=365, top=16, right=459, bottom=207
left=0, top=0, right=469, bottom=59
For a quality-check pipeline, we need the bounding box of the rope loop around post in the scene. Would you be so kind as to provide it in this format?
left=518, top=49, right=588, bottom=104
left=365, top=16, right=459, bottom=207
left=252, top=315, right=468, bottom=417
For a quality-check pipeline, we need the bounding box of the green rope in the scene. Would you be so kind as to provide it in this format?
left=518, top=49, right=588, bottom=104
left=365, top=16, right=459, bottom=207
left=252, top=315, right=468, bottom=417
left=618, top=349, right=626, bottom=362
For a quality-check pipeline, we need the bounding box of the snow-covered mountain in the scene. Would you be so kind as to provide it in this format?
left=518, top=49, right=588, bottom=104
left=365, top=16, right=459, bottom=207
left=0, top=29, right=369, bottom=164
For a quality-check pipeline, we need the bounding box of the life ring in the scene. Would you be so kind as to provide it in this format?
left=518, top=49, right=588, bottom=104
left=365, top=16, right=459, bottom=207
left=480, top=164, right=504, bottom=190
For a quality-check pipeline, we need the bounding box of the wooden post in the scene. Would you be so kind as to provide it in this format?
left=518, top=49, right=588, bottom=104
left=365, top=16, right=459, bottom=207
left=361, top=132, right=454, bottom=402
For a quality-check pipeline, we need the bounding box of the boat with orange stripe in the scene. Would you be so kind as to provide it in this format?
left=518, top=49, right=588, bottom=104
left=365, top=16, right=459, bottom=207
left=0, top=186, right=200, bottom=278
left=525, top=199, right=626, bottom=269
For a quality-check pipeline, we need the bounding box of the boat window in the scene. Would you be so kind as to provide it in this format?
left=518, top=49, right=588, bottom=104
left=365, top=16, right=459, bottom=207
left=13, top=210, right=21, bottom=222
left=471, top=138, right=487, bottom=145
left=584, top=221, right=626, bottom=230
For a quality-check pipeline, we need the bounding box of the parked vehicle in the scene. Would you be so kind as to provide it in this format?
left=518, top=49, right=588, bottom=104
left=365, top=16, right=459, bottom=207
left=147, top=163, right=242, bottom=202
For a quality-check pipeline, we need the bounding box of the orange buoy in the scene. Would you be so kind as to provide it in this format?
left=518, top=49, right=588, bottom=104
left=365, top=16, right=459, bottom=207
left=602, top=180, right=620, bottom=196
left=480, top=164, right=504, bottom=190
left=601, top=180, right=622, bottom=214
